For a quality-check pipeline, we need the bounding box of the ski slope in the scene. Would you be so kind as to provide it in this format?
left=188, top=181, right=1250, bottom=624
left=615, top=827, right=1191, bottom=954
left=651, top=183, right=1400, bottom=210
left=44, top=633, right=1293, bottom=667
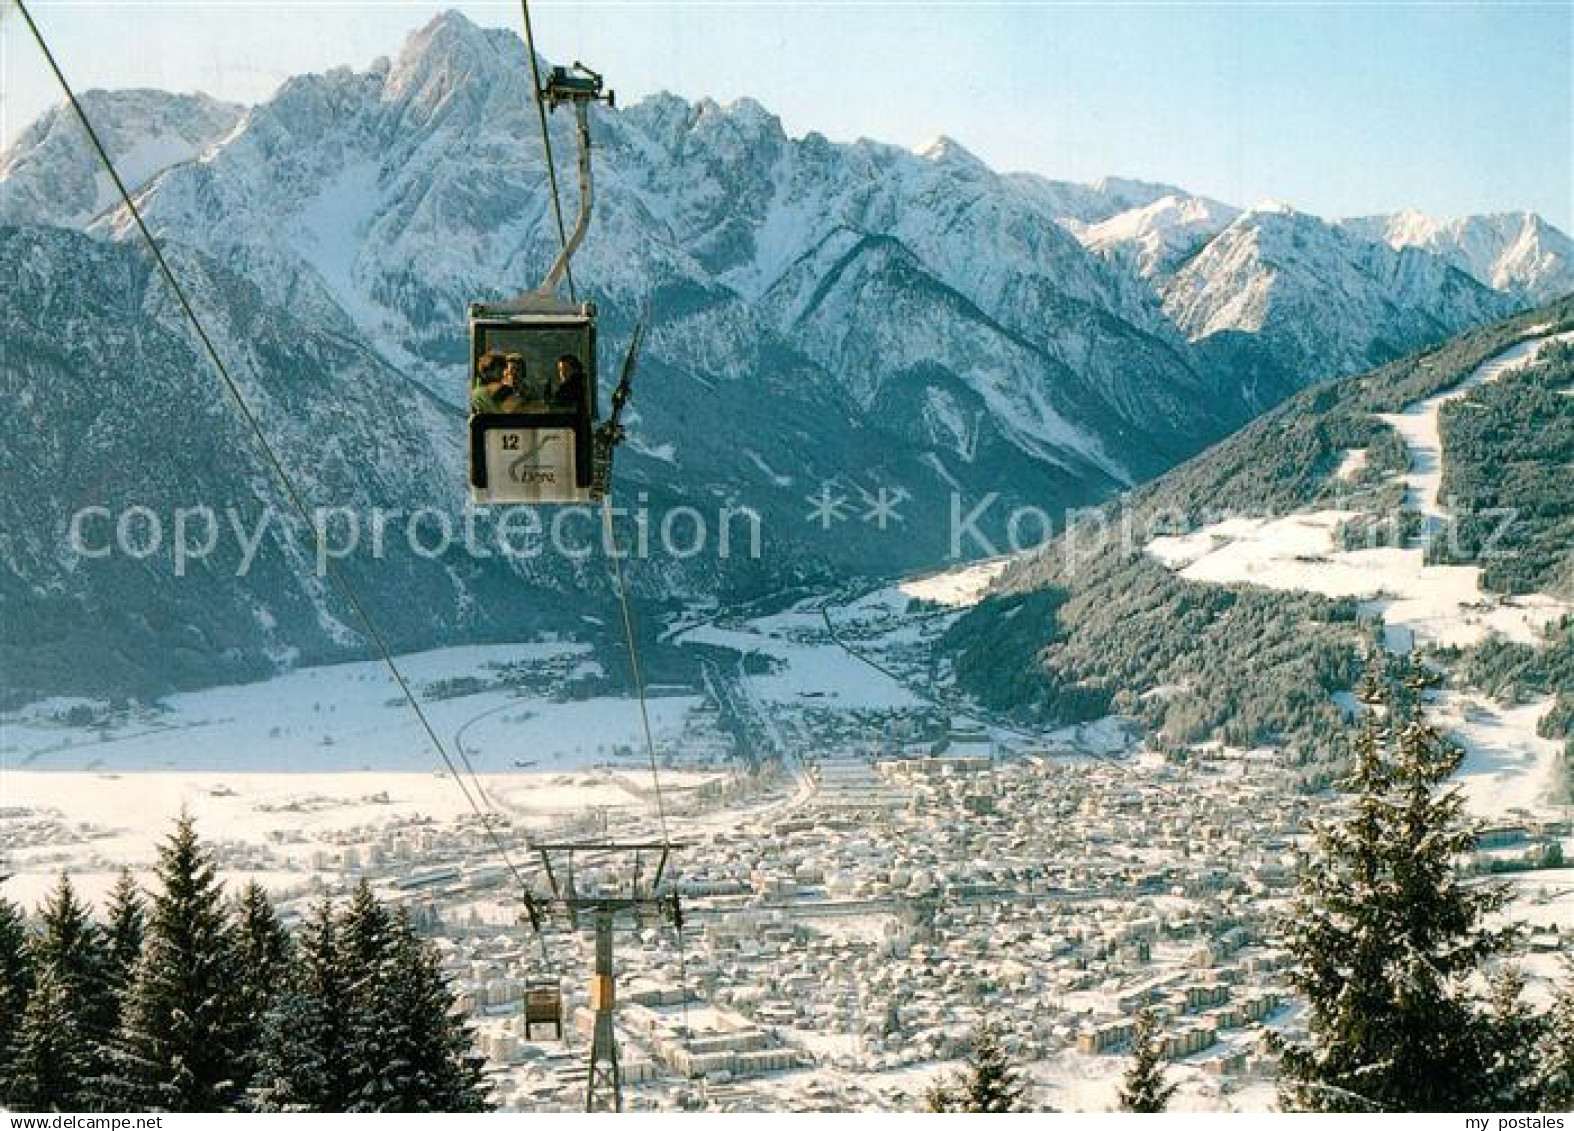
left=1147, top=330, right=1572, bottom=818
left=1376, top=330, right=1574, bottom=531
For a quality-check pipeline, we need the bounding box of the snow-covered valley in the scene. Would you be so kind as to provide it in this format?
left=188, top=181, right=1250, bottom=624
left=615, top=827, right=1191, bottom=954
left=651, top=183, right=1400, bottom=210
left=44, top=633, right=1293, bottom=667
left=3, top=7, right=1572, bottom=1113
left=0, top=565, right=1312, bottom=1110
left=5, top=11, right=1573, bottom=708
left=5, top=518, right=1571, bottom=1112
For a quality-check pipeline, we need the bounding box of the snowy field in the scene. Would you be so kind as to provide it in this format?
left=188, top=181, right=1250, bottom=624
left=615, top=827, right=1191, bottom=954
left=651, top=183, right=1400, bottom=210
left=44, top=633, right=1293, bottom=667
left=0, top=759, right=734, bottom=915
left=0, top=641, right=727, bottom=906
left=897, top=558, right=1010, bottom=607
left=4, top=770, right=481, bottom=907
left=1332, top=447, right=1367, bottom=481
left=675, top=610, right=925, bottom=710
left=0, top=760, right=726, bottom=910
left=1376, top=330, right=1574, bottom=527
left=1147, top=510, right=1568, bottom=651
left=1432, top=692, right=1568, bottom=820
left=1, top=642, right=696, bottom=773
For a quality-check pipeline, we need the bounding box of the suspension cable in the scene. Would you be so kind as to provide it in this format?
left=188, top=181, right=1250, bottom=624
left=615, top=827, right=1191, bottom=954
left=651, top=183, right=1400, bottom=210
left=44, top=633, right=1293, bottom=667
left=516, top=0, right=576, bottom=302
left=599, top=491, right=688, bottom=1016
left=11, top=0, right=547, bottom=932
left=669, top=863, right=693, bottom=1031
left=600, top=497, right=671, bottom=843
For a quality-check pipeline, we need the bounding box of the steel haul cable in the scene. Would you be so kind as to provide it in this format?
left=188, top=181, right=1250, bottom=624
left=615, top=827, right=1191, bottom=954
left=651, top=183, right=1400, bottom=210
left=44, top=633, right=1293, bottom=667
left=514, top=0, right=674, bottom=851
left=517, top=0, right=576, bottom=303
left=506, top=0, right=670, bottom=845
left=599, top=497, right=695, bottom=1021
left=512, top=0, right=682, bottom=1019
left=598, top=499, right=671, bottom=842
left=11, top=0, right=551, bottom=954
left=513, top=0, right=682, bottom=993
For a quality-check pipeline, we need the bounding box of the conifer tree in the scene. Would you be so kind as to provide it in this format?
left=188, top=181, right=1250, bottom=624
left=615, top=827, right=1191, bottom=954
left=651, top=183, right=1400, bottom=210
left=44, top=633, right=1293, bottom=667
left=7, top=964, right=90, bottom=1111
left=32, top=874, right=115, bottom=1097
left=249, top=986, right=333, bottom=1112
left=232, top=881, right=291, bottom=1084
left=1276, top=689, right=1513, bottom=1111
left=249, top=899, right=350, bottom=1112
left=113, top=814, right=246, bottom=1111
left=334, top=887, right=488, bottom=1112
left=1537, top=961, right=1574, bottom=1111
left=338, top=881, right=393, bottom=968
left=376, top=909, right=489, bottom=1112
left=1118, top=1007, right=1177, bottom=1112
left=34, top=874, right=113, bottom=1016
left=104, top=870, right=147, bottom=1002
left=924, top=1022, right=1028, bottom=1113
left=923, top=1075, right=959, bottom=1113
left=0, top=892, right=33, bottom=1097
left=1483, top=965, right=1548, bottom=1109
left=338, top=880, right=399, bottom=1109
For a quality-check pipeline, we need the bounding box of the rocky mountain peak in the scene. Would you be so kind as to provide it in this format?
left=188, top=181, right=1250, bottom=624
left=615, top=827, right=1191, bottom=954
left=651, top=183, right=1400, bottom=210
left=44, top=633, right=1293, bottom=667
left=0, top=88, right=245, bottom=227
left=384, top=10, right=532, bottom=113
left=915, top=135, right=988, bottom=174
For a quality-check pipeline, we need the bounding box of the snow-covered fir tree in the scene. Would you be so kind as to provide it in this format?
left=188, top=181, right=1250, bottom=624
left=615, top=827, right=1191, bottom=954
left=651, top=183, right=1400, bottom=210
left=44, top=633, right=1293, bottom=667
left=335, top=883, right=488, bottom=1112
left=111, top=814, right=247, bottom=1111
left=32, top=874, right=115, bottom=1095
left=923, top=1022, right=1030, bottom=1112
left=365, top=908, right=489, bottom=1112
left=1536, top=961, right=1574, bottom=1110
left=249, top=899, right=350, bottom=1112
left=105, top=870, right=147, bottom=1001
left=0, top=891, right=33, bottom=1098
left=231, top=880, right=291, bottom=1086
left=249, top=889, right=487, bottom=1113
left=1118, top=1007, right=1178, bottom=1112
left=7, top=964, right=91, bottom=1111
left=1276, top=682, right=1515, bottom=1111
left=923, top=1075, right=958, bottom=1112
left=1482, top=965, right=1549, bottom=1109
left=338, top=880, right=400, bottom=1110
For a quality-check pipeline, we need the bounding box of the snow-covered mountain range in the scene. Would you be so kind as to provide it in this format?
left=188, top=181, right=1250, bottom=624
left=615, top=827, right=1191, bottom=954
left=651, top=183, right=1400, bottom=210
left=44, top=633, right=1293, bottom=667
left=1340, top=209, right=1574, bottom=306
left=0, top=89, right=244, bottom=229
left=1162, top=205, right=1516, bottom=407
left=2, top=10, right=1568, bottom=701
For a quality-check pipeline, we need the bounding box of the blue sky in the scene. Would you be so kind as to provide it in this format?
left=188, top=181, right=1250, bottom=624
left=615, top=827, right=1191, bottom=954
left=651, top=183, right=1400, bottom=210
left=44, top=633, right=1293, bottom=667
left=3, top=1, right=1570, bottom=227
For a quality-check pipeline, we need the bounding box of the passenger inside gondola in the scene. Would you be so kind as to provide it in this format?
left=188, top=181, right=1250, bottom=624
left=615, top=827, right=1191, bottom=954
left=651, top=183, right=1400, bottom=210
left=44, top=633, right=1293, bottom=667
left=470, top=350, right=507, bottom=414
left=497, top=353, right=535, bottom=411
left=470, top=324, right=594, bottom=415
left=550, top=354, right=586, bottom=410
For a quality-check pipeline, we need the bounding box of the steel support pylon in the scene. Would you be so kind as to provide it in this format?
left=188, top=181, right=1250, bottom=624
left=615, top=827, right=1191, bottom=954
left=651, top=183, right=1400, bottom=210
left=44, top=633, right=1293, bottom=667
left=585, top=907, right=622, bottom=1112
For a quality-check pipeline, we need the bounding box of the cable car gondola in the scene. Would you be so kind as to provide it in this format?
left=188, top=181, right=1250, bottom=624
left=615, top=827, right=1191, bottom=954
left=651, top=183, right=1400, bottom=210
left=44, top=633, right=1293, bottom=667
left=468, top=64, right=622, bottom=506
left=468, top=292, right=598, bottom=505
left=463, top=41, right=686, bottom=1114
left=523, top=977, right=565, bottom=1040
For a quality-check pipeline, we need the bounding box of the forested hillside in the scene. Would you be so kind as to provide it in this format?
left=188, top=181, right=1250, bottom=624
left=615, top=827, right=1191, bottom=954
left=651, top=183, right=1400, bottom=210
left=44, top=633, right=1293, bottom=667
left=1432, top=340, right=1574, bottom=596
left=945, top=295, right=1574, bottom=776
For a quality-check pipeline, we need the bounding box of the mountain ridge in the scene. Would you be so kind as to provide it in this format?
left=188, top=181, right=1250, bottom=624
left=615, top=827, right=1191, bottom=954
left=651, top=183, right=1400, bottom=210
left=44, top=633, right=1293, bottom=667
left=2, top=9, right=1567, bottom=704
left=941, top=295, right=1574, bottom=775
